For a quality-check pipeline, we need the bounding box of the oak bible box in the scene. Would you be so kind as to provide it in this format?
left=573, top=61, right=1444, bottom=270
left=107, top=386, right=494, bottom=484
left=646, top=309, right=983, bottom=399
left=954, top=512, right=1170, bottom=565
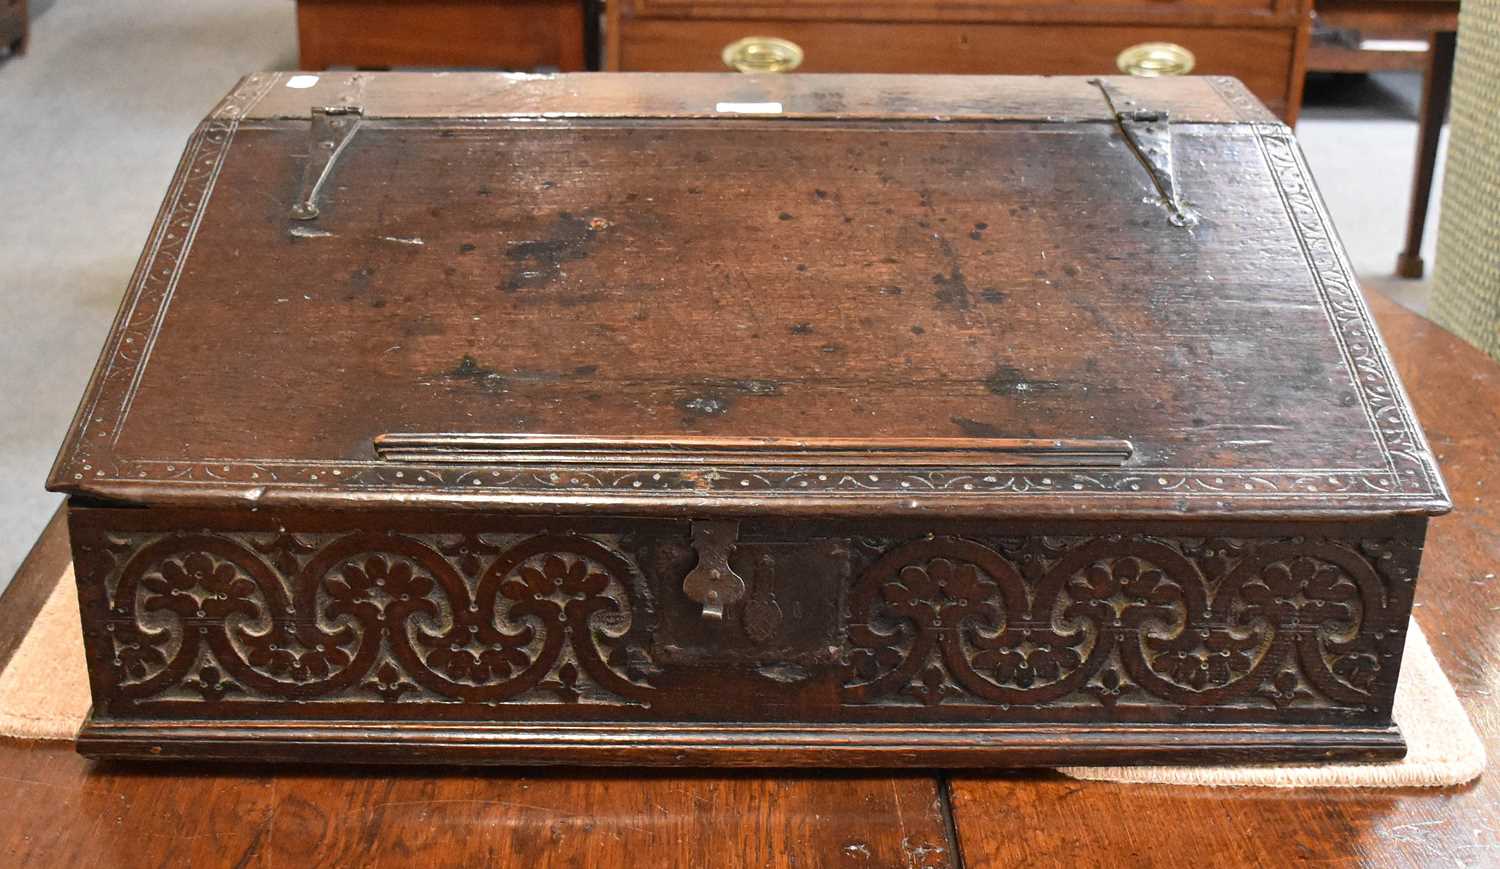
left=49, top=72, right=1450, bottom=767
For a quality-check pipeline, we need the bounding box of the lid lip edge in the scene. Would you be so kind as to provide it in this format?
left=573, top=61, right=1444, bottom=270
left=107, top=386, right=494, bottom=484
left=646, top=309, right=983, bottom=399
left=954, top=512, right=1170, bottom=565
left=49, top=478, right=1452, bottom=521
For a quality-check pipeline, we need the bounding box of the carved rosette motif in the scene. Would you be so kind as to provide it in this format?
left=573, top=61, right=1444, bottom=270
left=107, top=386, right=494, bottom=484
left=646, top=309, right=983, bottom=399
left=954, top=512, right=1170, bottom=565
left=92, top=531, right=657, bottom=706
left=843, top=535, right=1415, bottom=711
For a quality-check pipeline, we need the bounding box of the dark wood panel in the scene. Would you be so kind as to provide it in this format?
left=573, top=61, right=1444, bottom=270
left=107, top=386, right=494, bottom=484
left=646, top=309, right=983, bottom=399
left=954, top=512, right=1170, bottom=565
left=296, top=0, right=588, bottom=71
left=52, top=75, right=1432, bottom=519
left=108, top=122, right=1356, bottom=469
left=1314, top=0, right=1458, bottom=34
left=948, top=292, right=1500, bottom=866
left=69, top=504, right=1421, bottom=764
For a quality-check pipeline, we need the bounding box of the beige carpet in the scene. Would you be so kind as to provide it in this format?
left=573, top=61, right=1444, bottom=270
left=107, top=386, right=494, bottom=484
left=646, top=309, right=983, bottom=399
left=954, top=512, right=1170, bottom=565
left=0, top=565, right=1484, bottom=787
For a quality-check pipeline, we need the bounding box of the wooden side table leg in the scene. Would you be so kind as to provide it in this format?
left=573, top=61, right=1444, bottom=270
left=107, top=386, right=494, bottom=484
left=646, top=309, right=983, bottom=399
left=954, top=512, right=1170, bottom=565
left=583, top=0, right=602, bottom=71
left=12, top=0, right=26, bottom=55
left=1396, top=30, right=1458, bottom=279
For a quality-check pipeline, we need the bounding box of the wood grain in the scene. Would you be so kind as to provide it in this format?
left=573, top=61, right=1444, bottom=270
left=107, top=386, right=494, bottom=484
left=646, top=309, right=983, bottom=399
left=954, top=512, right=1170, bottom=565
left=0, top=741, right=955, bottom=866
left=296, top=0, right=588, bottom=72
left=948, top=292, right=1500, bottom=866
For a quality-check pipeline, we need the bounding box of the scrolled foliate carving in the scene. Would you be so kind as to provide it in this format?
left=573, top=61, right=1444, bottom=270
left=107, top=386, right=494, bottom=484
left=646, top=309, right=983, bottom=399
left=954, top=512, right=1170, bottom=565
left=93, top=530, right=657, bottom=708
left=843, top=534, right=1411, bottom=713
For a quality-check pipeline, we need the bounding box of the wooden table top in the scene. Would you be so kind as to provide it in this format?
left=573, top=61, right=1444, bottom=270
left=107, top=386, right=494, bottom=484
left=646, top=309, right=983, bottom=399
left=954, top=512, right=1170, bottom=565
left=1, top=291, right=1495, bottom=867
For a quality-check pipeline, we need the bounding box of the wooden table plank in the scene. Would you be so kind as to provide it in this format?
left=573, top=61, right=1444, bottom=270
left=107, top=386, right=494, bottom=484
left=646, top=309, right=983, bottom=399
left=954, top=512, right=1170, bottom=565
left=0, top=742, right=956, bottom=866
left=948, top=292, right=1500, bottom=867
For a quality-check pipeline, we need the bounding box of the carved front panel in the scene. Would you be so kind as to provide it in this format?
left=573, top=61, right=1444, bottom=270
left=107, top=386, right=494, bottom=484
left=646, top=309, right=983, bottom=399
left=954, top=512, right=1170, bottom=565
left=71, top=510, right=1421, bottom=725
left=78, top=528, right=658, bottom=710
left=842, top=534, right=1416, bottom=715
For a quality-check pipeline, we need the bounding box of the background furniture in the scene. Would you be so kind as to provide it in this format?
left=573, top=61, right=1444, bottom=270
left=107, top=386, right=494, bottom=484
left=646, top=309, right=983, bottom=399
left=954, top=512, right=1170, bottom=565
left=2, top=293, right=1497, bottom=864
left=1309, top=0, right=1460, bottom=277
left=1, top=0, right=26, bottom=57
left=1433, top=0, right=1499, bottom=358
left=607, top=0, right=1313, bottom=121
left=296, top=0, right=597, bottom=71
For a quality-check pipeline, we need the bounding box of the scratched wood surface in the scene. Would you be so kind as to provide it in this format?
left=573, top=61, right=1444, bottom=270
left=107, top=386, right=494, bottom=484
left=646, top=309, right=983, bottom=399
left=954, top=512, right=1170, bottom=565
left=106, top=121, right=1378, bottom=469
left=948, top=292, right=1500, bottom=866
left=0, top=291, right=1491, bottom=865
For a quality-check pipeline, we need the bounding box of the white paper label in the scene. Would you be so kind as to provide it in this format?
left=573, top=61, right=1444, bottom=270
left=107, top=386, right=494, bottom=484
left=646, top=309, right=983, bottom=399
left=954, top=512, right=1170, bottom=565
left=714, top=101, right=784, bottom=115
left=1358, top=39, right=1429, bottom=53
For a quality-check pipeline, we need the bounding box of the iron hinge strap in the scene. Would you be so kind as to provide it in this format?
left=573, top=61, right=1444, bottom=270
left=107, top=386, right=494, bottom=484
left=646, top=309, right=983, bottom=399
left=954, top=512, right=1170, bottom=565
left=290, top=105, right=364, bottom=221
left=1092, top=79, right=1198, bottom=228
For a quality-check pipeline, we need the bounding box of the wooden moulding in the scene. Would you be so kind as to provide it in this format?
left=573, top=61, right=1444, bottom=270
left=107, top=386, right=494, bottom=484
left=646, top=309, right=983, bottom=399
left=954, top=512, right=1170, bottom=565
left=372, top=433, right=1137, bottom=468
left=77, top=721, right=1405, bottom=767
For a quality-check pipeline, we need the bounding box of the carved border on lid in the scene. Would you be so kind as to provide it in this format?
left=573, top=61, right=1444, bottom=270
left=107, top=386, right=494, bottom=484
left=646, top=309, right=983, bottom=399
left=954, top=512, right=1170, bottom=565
left=52, top=75, right=1445, bottom=508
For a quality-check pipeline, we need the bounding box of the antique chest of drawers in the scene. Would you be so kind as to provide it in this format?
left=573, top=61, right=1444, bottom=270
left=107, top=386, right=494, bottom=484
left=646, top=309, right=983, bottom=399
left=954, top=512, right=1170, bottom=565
left=49, top=72, right=1448, bottom=767
left=607, top=0, right=1312, bottom=121
left=295, top=0, right=595, bottom=72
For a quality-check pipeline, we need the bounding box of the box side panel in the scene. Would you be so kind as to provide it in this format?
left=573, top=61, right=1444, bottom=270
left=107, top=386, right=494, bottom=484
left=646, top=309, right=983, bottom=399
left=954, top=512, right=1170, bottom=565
left=68, top=505, right=1423, bottom=739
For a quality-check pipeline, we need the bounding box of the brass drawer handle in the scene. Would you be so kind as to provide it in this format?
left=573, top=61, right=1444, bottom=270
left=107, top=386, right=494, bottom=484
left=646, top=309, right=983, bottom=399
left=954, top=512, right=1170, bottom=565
left=722, top=36, right=804, bottom=74
left=1116, top=42, right=1196, bottom=77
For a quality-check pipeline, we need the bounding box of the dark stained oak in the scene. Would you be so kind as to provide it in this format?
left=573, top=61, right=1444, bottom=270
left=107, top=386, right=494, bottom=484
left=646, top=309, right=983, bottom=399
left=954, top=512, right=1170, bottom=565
left=44, top=73, right=1447, bottom=767
left=949, top=291, right=1500, bottom=866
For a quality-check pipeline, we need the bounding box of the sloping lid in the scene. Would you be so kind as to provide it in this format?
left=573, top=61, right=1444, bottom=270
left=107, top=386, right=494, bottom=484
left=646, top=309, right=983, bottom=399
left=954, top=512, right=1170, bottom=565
left=49, top=73, right=1449, bottom=519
